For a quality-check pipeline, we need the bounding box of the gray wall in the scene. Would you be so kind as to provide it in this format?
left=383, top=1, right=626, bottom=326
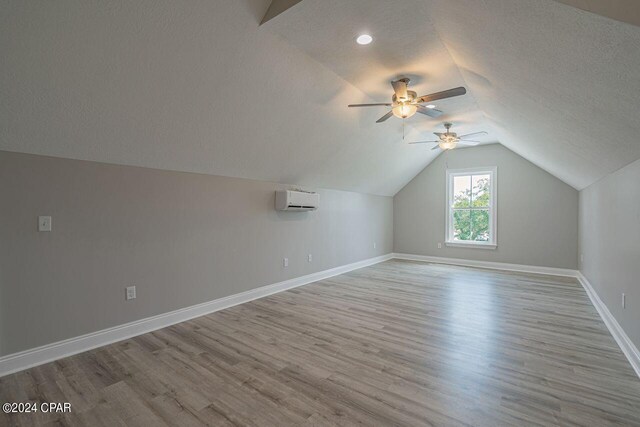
left=0, top=0, right=431, bottom=197
left=579, top=157, right=640, bottom=349
left=394, top=144, right=578, bottom=269
left=0, top=151, right=393, bottom=356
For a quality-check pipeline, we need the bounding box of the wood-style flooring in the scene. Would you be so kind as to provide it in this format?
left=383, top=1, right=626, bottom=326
left=1, top=260, right=640, bottom=426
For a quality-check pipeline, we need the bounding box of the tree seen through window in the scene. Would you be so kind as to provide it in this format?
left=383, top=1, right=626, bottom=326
left=452, top=174, right=491, bottom=241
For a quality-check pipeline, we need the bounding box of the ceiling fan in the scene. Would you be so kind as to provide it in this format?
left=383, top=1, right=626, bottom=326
left=347, top=78, right=467, bottom=123
left=410, top=122, right=487, bottom=150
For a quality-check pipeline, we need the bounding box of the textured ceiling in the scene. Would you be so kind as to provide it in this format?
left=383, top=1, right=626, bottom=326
left=1, top=0, right=440, bottom=196
left=263, top=0, right=640, bottom=189
left=428, top=0, right=640, bottom=189
left=553, top=0, right=640, bottom=27
left=2, top=0, right=639, bottom=195
left=261, top=0, right=495, bottom=149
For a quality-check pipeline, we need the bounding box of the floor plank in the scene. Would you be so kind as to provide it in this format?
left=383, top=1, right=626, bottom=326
left=1, top=260, right=639, bottom=426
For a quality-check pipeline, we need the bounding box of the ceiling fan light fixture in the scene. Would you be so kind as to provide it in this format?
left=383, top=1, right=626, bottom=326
left=392, top=103, right=417, bottom=119
left=439, top=141, right=457, bottom=150
left=356, top=34, right=373, bottom=45
left=425, top=104, right=436, bottom=109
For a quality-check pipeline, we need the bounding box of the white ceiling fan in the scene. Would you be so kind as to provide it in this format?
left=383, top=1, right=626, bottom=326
left=347, top=78, right=467, bottom=123
left=410, top=122, right=487, bottom=150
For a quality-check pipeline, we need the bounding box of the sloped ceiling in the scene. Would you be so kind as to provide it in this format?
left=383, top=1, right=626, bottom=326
left=2, top=0, right=639, bottom=195
left=263, top=0, right=640, bottom=190
left=553, top=0, right=640, bottom=27
left=428, top=0, right=640, bottom=189
left=0, top=0, right=440, bottom=196
left=260, top=0, right=494, bottom=153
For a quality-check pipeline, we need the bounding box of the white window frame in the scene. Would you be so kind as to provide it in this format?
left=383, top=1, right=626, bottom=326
left=445, top=167, right=497, bottom=249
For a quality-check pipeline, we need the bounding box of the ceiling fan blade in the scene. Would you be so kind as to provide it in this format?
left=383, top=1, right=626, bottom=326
left=348, top=103, right=392, bottom=107
left=376, top=110, right=394, bottom=123
left=431, top=144, right=442, bottom=151
left=457, top=140, right=480, bottom=146
left=416, top=105, right=444, bottom=118
left=408, top=140, right=439, bottom=144
left=417, top=87, right=467, bottom=104
left=433, top=132, right=444, bottom=137
left=391, top=79, right=409, bottom=101
left=458, top=131, right=488, bottom=139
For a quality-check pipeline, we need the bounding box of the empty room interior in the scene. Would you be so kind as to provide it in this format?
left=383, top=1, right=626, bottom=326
left=2, top=0, right=640, bottom=426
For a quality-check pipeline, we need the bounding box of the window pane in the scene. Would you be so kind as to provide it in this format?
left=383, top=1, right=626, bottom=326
left=453, top=209, right=471, bottom=241
left=471, top=209, right=490, bottom=241
left=453, top=175, right=471, bottom=208
left=471, top=174, right=490, bottom=208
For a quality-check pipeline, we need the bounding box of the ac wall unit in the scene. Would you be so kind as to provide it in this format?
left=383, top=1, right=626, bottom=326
left=275, top=190, right=319, bottom=211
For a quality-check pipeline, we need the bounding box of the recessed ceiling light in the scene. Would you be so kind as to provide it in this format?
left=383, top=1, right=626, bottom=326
left=425, top=104, right=436, bottom=109
left=356, top=34, right=373, bottom=45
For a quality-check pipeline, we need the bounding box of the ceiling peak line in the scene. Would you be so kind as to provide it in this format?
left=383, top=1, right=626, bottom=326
left=420, top=3, right=497, bottom=142
left=551, top=0, right=640, bottom=28
left=260, top=0, right=305, bottom=25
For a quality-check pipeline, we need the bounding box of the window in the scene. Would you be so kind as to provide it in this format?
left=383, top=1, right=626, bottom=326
left=446, top=167, right=497, bottom=249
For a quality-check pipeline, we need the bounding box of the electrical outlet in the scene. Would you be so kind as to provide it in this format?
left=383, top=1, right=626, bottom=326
left=437, top=242, right=442, bottom=249
left=283, top=258, right=288, bottom=268
left=308, top=254, right=312, bottom=263
left=126, top=286, right=136, bottom=300
left=373, top=242, right=377, bottom=249
left=622, top=293, right=626, bottom=309
left=38, top=216, right=52, bottom=232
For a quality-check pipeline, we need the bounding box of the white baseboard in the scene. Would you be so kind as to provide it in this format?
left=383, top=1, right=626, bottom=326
left=392, top=253, right=640, bottom=379
left=3, top=253, right=638, bottom=382
left=0, top=253, right=393, bottom=377
left=576, top=272, right=640, bottom=378
left=393, top=253, right=577, bottom=277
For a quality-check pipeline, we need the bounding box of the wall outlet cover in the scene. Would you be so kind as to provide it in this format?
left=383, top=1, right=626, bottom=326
left=38, top=216, right=52, bottom=232
left=126, top=286, right=136, bottom=300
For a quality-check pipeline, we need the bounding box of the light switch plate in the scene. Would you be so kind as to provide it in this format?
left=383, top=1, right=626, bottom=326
left=126, top=286, right=136, bottom=300
left=38, top=216, right=52, bottom=232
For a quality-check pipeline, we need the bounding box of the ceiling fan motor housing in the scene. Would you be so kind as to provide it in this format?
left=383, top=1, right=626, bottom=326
left=392, top=91, right=417, bottom=104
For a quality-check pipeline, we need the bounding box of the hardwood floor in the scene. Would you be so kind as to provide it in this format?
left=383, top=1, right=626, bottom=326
left=2, top=260, right=640, bottom=426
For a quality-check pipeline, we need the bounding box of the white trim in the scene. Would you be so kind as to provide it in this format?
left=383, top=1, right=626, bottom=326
left=445, top=167, right=497, bottom=248
left=445, top=241, right=496, bottom=250
left=392, top=253, right=640, bottom=379
left=576, top=272, right=640, bottom=378
left=0, top=254, right=393, bottom=377
left=393, top=253, right=576, bottom=277
left=3, top=253, right=638, bottom=382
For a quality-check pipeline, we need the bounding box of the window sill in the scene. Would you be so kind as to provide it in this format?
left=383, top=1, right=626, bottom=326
left=445, top=241, right=497, bottom=250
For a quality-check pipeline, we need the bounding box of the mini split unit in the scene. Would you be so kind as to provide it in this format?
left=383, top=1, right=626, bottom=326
left=275, top=190, right=319, bottom=211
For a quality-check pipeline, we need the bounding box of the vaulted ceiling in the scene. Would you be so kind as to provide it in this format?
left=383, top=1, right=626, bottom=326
left=2, top=0, right=639, bottom=195
left=263, top=0, right=640, bottom=190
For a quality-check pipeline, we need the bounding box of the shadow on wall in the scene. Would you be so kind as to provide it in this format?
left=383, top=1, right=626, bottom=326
left=274, top=210, right=311, bottom=221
